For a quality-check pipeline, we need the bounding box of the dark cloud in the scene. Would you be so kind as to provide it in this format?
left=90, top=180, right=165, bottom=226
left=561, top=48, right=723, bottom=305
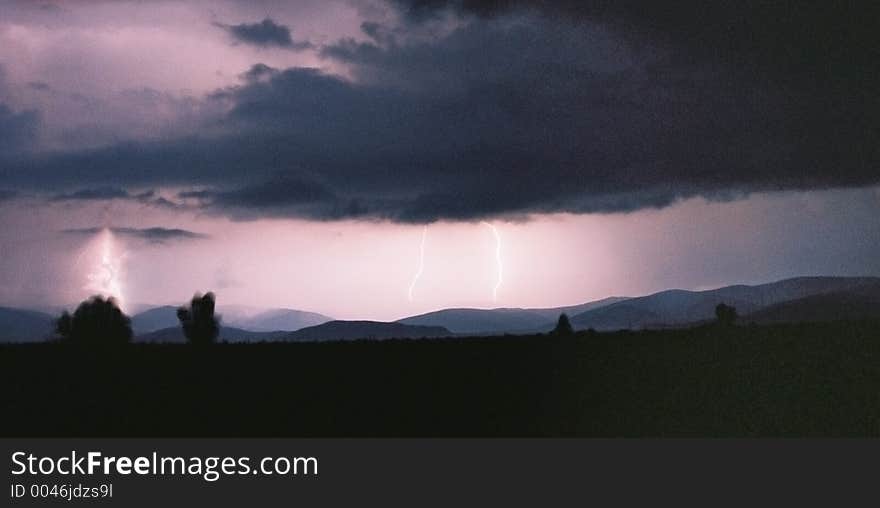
left=387, top=1, right=880, bottom=170
left=0, top=189, right=17, bottom=202
left=51, top=187, right=131, bottom=201
left=178, top=176, right=376, bottom=221
left=206, top=177, right=334, bottom=208
left=390, top=1, right=880, bottom=92
left=194, top=14, right=878, bottom=221
left=1, top=4, right=878, bottom=223
left=50, top=187, right=181, bottom=209
left=239, top=63, right=279, bottom=82
left=26, top=81, right=51, bottom=91
left=177, top=190, right=214, bottom=200
left=61, top=227, right=208, bottom=244
left=0, top=103, right=39, bottom=152
left=215, top=18, right=312, bottom=50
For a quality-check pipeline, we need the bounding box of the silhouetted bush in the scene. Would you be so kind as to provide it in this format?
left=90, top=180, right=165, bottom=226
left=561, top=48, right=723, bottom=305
left=715, top=303, right=738, bottom=326
left=553, top=313, right=574, bottom=335
left=55, top=295, right=132, bottom=345
left=177, top=292, right=220, bottom=346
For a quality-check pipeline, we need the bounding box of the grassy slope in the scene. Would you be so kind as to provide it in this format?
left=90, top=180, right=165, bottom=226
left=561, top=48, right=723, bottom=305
left=2, top=320, right=879, bottom=437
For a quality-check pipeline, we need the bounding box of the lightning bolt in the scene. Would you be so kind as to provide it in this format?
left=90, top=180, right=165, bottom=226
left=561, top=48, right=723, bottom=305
left=481, top=221, right=502, bottom=302
left=408, top=226, right=428, bottom=302
left=85, top=228, right=126, bottom=311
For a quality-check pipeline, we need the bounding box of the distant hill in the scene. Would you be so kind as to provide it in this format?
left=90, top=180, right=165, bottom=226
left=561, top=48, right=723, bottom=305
left=571, top=276, right=880, bottom=330
left=225, top=308, right=332, bottom=332
left=137, top=325, right=289, bottom=343
left=141, top=321, right=450, bottom=343
left=527, top=297, right=631, bottom=320
left=287, top=320, right=451, bottom=341
left=131, top=306, right=179, bottom=335
left=132, top=305, right=333, bottom=334
left=746, top=282, right=880, bottom=324
left=398, top=308, right=553, bottom=334
left=570, top=303, right=663, bottom=331
left=7, top=276, right=880, bottom=342
left=398, top=297, right=628, bottom=334
left=0, top=307, right=55, bottom=342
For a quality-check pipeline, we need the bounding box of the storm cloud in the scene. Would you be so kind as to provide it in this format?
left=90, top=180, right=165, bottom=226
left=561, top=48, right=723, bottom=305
left=61, top=227, right=208, bottom=244
left=50, top=187, right=181, bottom=209
left=0, top=103, right=39, bottom=152
left=52, top=187, right=136, bottom=201
left=215, top=18, right=312, bottom=50
left=390, top=0, right=879, bottom=87
left=0, top=1, right=877, bottom=223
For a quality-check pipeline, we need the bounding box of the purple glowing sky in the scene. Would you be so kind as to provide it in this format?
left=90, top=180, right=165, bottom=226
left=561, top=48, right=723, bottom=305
left=2, top=187, right=878, bottom=320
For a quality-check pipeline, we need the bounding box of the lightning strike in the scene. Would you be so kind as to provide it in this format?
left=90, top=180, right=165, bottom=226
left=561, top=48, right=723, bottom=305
left=85, top=228, right=126, bottom=311
left=481, top=221, right=502, bottom=302
left=407, top=226, right=428, bottom=302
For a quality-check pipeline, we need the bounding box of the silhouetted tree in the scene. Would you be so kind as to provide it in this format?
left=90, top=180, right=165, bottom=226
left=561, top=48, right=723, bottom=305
left=55, top=295, right=132, bottom=345
left=715, top=303, right=738, bottom=326
left=553, top=313, right=574, bottom=336
left=177, top=292, right=220, bottom=346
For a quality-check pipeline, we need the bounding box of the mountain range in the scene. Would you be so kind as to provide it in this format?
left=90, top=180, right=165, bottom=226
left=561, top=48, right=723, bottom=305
left=221, top=307, right=332, bottom=332
left=138, top=320, right=449, bottom=343
left=286, top=321, right=450, bottom=341
left=0, top=307, right=55, bottom=342
left=130, top=305, right=333, bottom=335
left=569, top=276, right=880, bottom=330
left=397, top=296, right=628, bottom=334
left=1, top=276, right=878, bottom=342
left=746, top=281, right=880, bottom=324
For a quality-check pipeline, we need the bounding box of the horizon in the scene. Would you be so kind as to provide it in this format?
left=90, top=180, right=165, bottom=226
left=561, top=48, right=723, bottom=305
left=6, top=272, right=879, bottom=324
left=2, top=188, right=878, bottom=321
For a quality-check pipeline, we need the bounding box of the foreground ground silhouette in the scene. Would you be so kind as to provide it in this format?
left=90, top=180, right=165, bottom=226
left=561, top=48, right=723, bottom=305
left=2, top=319, right=879, bottom=437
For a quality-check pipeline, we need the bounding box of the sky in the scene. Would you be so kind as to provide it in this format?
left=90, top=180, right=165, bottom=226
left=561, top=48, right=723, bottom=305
left=0, top=0, right=878, bottom=320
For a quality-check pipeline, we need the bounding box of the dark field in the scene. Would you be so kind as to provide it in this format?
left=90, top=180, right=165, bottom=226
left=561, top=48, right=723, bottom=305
left=2, top=321, right=879, bottom=437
